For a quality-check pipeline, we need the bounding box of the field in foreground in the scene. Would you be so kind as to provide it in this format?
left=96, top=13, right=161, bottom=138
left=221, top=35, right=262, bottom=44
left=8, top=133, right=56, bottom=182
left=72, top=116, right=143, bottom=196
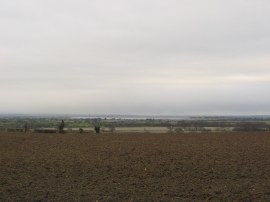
left=1, top=132, right=270, bottom=201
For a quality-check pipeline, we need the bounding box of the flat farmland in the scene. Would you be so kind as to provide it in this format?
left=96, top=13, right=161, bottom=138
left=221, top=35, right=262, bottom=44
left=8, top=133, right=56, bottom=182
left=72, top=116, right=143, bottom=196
left=1, top=132, right=270, bottom=201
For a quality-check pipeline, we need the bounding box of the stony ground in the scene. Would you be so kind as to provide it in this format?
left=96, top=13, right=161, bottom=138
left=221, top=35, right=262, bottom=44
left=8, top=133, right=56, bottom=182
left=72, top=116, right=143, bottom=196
left=1, top=132, right=270, bottom=201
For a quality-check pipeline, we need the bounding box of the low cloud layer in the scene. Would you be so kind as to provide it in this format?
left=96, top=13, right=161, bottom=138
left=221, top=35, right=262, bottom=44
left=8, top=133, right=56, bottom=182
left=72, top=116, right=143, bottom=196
left=1, top=0, right=270, bottom=115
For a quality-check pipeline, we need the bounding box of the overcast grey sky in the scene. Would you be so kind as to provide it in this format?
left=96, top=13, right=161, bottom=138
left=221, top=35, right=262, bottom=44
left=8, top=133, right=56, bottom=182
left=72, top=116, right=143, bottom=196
left=1, top=0, right=270, bottom=115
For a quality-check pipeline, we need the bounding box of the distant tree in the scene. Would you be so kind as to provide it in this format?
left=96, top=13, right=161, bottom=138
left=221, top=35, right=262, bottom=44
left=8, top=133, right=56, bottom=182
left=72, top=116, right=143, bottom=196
left=24, top=123, right=28, bottom=133
left=94, top=126, right=100, bottom=134
left=59, top=120, right=65, bottom=133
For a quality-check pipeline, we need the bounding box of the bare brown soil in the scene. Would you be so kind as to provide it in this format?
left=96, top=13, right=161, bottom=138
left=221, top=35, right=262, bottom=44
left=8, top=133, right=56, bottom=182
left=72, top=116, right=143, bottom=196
left=1, top=132, right=270, bottom=201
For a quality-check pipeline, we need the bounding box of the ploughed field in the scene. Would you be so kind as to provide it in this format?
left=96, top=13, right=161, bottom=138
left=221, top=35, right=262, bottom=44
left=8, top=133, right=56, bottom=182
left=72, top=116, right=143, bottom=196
left=1, top=132, right=270, bottom=201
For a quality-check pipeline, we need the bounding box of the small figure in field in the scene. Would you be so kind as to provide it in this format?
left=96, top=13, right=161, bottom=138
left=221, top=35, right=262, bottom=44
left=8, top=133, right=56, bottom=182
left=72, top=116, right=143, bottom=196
left=94, top=126, right=100, bottom=134
left=79, top=128, right=83, bottom=134
left=59, top=120, right=65, bottom=133
left=24, top=123, right=28, bottom=133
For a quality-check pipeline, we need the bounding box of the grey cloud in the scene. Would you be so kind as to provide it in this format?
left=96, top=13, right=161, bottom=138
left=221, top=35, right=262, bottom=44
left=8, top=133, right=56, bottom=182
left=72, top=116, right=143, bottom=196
left=1, top=0, right=270, bottom=115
